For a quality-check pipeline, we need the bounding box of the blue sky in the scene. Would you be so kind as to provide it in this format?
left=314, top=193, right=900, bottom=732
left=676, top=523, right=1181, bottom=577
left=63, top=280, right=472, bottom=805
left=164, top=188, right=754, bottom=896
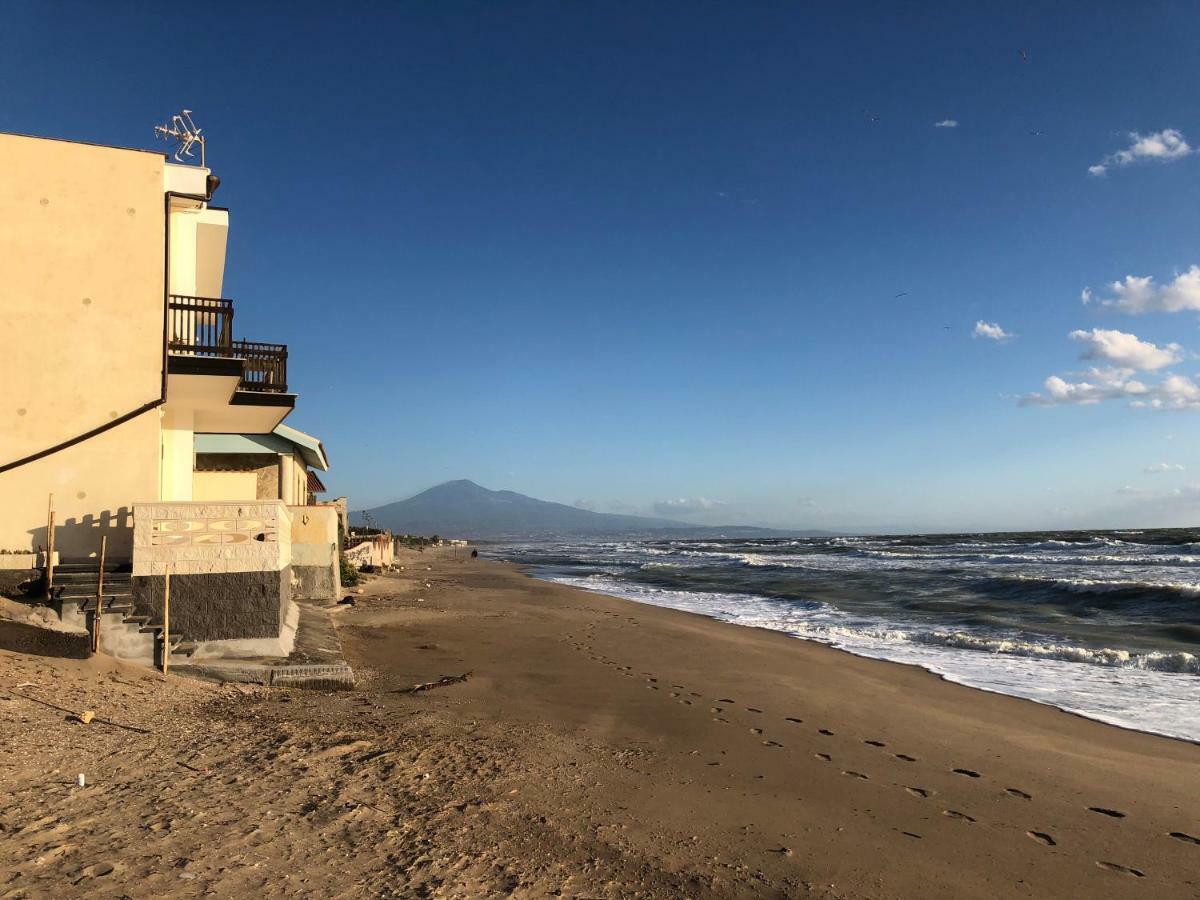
left=5, top=2, right=1200, bottom=532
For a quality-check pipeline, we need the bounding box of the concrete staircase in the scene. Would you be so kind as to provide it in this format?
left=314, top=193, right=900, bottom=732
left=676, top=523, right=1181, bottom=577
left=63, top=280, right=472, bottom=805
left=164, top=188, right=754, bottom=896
left=52, top=562, right=197, bottom=666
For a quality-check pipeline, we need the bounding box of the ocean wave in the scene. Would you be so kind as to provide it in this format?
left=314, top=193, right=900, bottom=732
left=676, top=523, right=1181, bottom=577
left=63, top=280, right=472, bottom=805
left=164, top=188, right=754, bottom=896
left=1000, top=575, right=1200, bottom=598
left=780, top=622, right=1200, bottom=674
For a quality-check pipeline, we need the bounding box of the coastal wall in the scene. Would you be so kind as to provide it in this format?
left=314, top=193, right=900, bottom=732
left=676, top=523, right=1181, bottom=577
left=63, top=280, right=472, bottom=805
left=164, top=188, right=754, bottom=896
left=130, top=500, right=293, bottom=642
left=0, top=133, right=165, bottom=559
left=289, top=505, right=341, bottom=602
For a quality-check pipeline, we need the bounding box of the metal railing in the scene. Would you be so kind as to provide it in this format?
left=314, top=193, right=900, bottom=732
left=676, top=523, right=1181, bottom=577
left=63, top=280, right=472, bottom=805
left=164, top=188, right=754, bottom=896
left=167, top=295, right=288, bottom=393
left=233, top=340, right=289, bottom=393
left=167, top=295, right=233, bottom=355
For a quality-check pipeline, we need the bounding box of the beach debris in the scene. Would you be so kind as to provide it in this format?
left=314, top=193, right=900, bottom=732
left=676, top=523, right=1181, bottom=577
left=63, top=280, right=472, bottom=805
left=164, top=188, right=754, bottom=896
left=78, top=710, right=95, bottom=725
left=338, top=596, right=356, bottom=606
left=396, top=672, right=472, bottom=694
left=76, top=773, right=86, bottom=787
left=356, top=588, right=365, bottom=595
left=15, top=682, right=35, bottom=688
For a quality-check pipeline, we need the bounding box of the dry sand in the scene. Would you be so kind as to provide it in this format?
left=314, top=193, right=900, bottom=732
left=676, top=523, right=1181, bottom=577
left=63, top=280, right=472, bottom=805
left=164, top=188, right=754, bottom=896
left=0, top=549, right=1196, bottom=897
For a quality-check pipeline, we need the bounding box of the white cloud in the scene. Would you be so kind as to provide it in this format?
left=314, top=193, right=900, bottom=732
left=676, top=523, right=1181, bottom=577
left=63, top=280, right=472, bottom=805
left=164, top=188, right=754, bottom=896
left=1088, top=128, right=1193, bottom=176
left=573, top=498, right=596, bottom=511
left=1068, top=328, right=1181, bottom=370
left=1116, top=485, right=1143, bottom=495
left=1084, top=266, right=1200, bottom=314
left=1020, top=366, right=1148, bottom=406
left=1144, top=462, right=1185, bottom=474
left=973, top=321, right=1014, bottom=341
left=934, top=119, right=958, bottom=128
left=1022, top=366, right=1200, bottom=410
left=797, top=497, right=817, bottom=508
left=653, top=497, right=724, bottom=515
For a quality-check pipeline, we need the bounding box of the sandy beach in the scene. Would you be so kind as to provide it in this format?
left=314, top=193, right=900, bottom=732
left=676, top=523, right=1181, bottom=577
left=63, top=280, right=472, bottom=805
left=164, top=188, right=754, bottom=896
left=1, top=549, right=1197, bottom=897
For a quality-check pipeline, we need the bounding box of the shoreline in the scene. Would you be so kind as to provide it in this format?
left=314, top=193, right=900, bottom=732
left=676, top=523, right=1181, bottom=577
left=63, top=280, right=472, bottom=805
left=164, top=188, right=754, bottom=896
left=512, top=562, right=1200, bottom=748
left=1, top=550, right=1197, bottom=896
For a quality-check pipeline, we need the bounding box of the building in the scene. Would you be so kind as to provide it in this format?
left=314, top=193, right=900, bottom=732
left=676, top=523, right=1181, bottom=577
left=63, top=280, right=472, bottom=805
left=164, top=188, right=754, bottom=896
left=0, top=129, right=340, bottom=663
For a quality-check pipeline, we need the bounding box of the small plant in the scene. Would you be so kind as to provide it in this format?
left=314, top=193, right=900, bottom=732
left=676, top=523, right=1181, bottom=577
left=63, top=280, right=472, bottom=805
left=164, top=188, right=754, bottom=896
left=339, top=553, right=361, bottom=587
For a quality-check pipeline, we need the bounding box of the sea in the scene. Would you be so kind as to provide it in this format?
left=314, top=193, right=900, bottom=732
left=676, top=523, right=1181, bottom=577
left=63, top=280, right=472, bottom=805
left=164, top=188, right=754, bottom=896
left=489, top=530, right=1200, bottom=743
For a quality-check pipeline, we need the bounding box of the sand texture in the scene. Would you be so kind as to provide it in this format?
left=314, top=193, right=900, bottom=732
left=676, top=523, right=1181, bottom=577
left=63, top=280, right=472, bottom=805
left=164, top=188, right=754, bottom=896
left=0, top=549, right=1196, bottom=897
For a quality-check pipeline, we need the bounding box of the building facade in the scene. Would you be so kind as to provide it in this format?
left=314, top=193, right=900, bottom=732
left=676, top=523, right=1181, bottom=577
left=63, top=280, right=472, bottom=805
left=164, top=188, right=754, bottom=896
left=0, top=130, right=339, bottom=662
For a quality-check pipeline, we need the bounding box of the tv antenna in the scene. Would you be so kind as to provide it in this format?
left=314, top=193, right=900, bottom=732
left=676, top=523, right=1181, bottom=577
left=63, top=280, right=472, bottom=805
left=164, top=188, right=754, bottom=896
left=154, top=109, right=206, bottom=166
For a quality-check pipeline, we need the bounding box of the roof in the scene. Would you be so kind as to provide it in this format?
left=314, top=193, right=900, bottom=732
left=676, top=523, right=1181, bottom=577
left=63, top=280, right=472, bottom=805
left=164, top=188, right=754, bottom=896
left=307, top=470, right=327, bottom=494
left=272, top=424, right=330, bottom=471
left=193, top=426, right=330, bottom=472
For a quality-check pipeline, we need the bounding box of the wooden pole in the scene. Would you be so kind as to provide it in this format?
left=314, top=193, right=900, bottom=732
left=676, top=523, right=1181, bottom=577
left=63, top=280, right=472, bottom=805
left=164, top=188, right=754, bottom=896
left=93, top=535, right=107, bottom=653
left=45, top=494, right=55, bottom=597
left=162, top=568, right=171, bottom=675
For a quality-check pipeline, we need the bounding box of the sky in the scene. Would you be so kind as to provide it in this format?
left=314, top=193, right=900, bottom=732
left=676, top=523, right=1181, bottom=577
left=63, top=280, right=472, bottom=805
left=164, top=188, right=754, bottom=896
left=4, top=2, right=1200, bottom=533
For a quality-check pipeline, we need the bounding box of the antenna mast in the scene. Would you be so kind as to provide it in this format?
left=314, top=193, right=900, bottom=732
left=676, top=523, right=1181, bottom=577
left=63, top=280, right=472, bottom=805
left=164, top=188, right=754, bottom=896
left=154, top=109, right=206, bottom=166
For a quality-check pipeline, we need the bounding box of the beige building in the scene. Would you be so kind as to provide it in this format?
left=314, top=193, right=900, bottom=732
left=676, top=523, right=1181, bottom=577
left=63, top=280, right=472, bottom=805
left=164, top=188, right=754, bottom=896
left=0, top=130, right=340, bottom=662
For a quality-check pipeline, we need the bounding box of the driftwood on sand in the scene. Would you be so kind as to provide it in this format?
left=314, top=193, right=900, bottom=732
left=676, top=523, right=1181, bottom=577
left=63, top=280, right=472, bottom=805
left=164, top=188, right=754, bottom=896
left=395, top=672, right=472, bottom=694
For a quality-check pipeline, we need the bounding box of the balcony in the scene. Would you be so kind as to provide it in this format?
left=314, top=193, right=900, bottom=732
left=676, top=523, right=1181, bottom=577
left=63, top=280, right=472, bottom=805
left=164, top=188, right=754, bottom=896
left=168, top=295, right=288, bottom=393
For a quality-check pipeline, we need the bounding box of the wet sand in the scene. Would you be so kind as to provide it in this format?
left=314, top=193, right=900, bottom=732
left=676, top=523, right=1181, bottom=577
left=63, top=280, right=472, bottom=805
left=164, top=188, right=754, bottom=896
left=0, top=550, right=1197, bottom=897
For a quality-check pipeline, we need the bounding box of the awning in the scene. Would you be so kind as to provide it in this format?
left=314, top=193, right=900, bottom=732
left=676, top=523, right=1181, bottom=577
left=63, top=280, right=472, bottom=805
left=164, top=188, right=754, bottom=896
left=194, top=425, right=330, bottom=472
left=307, top=469, right=327, bottom=494
left=273, top=424, right=330, bottom=472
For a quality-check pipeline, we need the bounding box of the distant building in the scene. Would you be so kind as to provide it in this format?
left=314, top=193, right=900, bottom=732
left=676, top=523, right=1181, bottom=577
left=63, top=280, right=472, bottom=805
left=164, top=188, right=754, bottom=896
left=0, top=130, right=340, bottom=664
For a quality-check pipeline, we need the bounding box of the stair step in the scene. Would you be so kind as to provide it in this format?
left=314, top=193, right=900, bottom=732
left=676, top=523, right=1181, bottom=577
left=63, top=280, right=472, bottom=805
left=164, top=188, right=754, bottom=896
left=170, top=641, right=198, bottom=657
left=125, top=615, right=150, bottom=626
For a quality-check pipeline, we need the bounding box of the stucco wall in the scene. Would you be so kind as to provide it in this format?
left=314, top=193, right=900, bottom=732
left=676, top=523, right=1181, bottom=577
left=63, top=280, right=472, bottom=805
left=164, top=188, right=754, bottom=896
left=0, top=134, right=166, bottom=559
left=289, top=505, right=340, bottom=601
left=194, top=453, right=280, bottom=499
left=131, top=500, right=292, bottom=577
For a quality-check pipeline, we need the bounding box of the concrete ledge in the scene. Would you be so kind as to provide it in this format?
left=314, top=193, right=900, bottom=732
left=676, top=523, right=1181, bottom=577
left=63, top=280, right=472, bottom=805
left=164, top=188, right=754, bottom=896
left=175, top=661, right=356, bottom=690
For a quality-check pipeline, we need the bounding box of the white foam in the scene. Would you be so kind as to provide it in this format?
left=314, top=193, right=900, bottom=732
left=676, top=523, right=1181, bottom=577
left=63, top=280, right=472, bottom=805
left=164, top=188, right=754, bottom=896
left=543, top=573, right=1200, bottom=743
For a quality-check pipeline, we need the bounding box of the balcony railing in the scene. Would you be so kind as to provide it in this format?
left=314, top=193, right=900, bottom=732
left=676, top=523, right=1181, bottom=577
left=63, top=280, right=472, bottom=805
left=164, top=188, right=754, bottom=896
left=234, top=340, right=288, bottom=393
left=168, top=295, right=288, bottom=393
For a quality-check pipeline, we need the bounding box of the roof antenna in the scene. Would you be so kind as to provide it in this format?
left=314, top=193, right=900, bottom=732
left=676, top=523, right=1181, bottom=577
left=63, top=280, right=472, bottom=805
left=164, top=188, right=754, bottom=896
left=154, top=109, right=206, bottom=166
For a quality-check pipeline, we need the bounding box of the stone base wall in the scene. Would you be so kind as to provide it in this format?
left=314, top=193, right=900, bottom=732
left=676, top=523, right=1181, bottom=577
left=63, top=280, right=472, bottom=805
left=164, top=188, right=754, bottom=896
left=292, top=564, right=337, bottom=602
left=132, top=566, right=290, bottom=642
left=0, top=569, right=40, bottom=599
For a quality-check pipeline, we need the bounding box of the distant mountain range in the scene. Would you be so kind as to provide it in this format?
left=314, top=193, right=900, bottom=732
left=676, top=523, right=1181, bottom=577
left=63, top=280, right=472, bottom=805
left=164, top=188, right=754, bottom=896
left=353, top=480, right=833, bottom=540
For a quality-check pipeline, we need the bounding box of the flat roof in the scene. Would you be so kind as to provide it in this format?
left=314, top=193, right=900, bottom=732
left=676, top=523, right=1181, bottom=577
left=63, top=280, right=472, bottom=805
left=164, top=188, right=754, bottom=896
left=0, top=129, right=168, bottom=159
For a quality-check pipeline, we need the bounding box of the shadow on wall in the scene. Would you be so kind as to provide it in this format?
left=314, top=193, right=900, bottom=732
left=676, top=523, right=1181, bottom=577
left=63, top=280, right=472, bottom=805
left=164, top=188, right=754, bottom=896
left=27, top=507, right=133, bottom=562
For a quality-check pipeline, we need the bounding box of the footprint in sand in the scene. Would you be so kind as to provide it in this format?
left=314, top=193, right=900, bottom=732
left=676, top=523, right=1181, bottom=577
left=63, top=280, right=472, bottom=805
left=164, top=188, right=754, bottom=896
left=750, top=727, right=763, bottom=735
left=818, top=729, right=834, bottom=736
left=1096, top=861, right=1144, bottom=877
left=1169, top=831, right=1199, bottom=844
left=1088, top=807, right=1126, bottom=818
left=905, top=787, right=933, bottom=798
left=785, top=717, right=803, bottom=724
left=864, top=740, right=886, bottom=747
left=943, top=810, right=976, bottom=822
left=718, top=698, right=735, bottom=704
left=747, top=707, right=763, bottom=713
left=815, top=753, right=832, bottom=762
left=901, top=831, right=922, bottom=839
left=842, top=770, right=868, bottom=779
left=1027, top=831, right=1056, bottom=847
left=894, top=754, right=917, bottom=762
left=762, top=740, right=783, bottom=748
left=710, top=707, right=724, bottom=713
left=1006, top=788, right=1032, bottom=800
left=952, top=768, right=981, bottom=778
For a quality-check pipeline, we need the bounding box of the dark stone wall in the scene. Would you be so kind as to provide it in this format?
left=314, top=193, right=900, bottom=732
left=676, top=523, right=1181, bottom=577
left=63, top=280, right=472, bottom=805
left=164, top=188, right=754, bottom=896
left=0, top=569, right=41, bottom=599
left=132, top=566, right=290, bottom=642
left=0, top=619, right=90, bottom=659
left=292, top=564, right=336, bottom=602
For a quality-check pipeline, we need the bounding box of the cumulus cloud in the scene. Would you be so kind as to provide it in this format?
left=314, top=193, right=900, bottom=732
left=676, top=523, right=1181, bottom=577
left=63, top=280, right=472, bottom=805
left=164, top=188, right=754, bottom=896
left=1021, top=367, right=1200, bottom=410
left=1116, top=485, right=1143, bottom=495
left=1088, top=128, right=1193, bottom=176
left=934, top=119, right=958, bottom=128
left=1144, top=462, right=1185, bottom=474
left=1082, top=266, right=1200, bottom=314
left=653, top=497, right=724, bottom=515
left=973, top=321, right=1014, bottom=341
left=1068, top=328, right=1181, bottom=370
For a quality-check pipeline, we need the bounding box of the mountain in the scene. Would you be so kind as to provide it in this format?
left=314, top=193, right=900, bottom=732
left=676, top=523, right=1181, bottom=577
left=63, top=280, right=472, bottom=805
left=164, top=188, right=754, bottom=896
left=354, top=480, right=828, bottom=540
